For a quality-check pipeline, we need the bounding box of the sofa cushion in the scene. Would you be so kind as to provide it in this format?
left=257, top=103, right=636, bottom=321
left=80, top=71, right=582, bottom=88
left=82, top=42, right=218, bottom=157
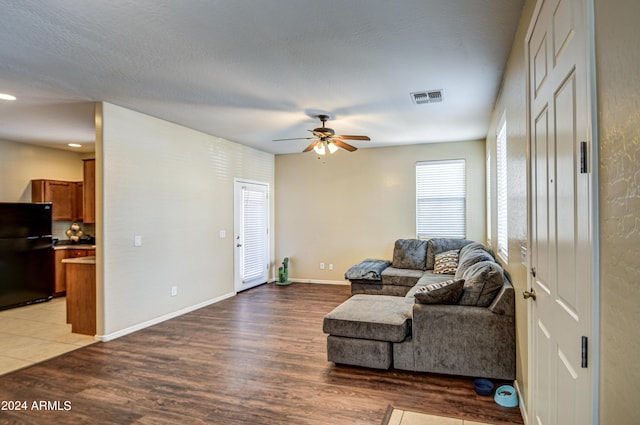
left=458, top=261, right=505, bottom=307
left=405, top=272, right=455, bottom=298
left=455, top=248, right=495, bottom=279
left=323, top=295, right=414, bottom=343
left=433, top=250, right=459, bottom=274
left=459, top=242, right=490, bottom=258
left=392, top=239, right=428, bottom=270
left=351, top=281, right=412, bottom=297
left=426, top=238, right=473, bottom=270
left=381, top=267, right=425, bottom=287
left=414, top=279, right=464, bottom=305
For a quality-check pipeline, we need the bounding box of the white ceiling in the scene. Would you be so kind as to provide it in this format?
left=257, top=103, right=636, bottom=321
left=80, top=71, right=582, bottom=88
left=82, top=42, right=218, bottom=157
left=0, top=1, right=523, bottom=155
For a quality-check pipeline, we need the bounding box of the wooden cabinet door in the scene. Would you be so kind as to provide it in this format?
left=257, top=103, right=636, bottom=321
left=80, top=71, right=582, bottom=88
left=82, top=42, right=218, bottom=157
left=73, top=182, right=83, bottom=222
left=83, top=159, right=96, bottom=223
left=54, top=249, right=70, bottom=295
left=47, top=181, right=74, bottom=221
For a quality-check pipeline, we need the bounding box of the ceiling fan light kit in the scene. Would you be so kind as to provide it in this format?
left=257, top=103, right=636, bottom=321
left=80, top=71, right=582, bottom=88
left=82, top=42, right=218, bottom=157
left=313, top=142, right=325, bottom=155
left=312, top=140, right=339, bottom=156
left=273, top=114, right=370, bottom=155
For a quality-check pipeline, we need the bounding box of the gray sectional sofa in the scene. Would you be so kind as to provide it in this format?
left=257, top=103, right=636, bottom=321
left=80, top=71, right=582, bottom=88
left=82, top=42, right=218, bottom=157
left=323, top=238, right=516, bottom=380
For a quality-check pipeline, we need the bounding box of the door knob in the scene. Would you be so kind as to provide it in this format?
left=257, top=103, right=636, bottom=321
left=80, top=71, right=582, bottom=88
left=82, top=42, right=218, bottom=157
left=523, top=289, right=537, bottom=300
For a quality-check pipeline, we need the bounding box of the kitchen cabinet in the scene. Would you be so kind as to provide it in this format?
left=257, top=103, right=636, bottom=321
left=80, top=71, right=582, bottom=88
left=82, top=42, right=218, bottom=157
left=63, top=256, right=96, bottom=335
left=31, top=159, right=95, bottom=223
left=32, top=179, right=83, bottom=221
left=54, top=248, right=96, bottom=296
left=32, top=180, right=76, bottom=221
left=83, top=159, right=95, bottom=223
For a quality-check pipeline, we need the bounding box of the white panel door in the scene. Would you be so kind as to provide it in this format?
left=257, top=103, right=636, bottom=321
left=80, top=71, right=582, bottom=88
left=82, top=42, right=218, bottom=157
left=528, top=0, right=594, bottom=423
left=234, top=180, right=269, bottom=292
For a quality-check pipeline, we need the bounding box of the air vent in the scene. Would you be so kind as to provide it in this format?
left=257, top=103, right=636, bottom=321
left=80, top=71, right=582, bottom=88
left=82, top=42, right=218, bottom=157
left=410, top=89, right=444, bottom=105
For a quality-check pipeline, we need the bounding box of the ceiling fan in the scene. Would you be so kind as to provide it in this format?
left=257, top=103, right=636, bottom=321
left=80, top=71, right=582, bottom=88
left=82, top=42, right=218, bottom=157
left=273, top=114, right=370, bottom=155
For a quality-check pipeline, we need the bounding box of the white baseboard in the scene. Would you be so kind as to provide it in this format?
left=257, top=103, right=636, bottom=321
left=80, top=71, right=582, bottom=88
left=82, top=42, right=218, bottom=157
left=513, top=379, right=528, bottom=425
left=96, top=291, right=236, bottom=342
left=288, top=278, right=349, bottom=285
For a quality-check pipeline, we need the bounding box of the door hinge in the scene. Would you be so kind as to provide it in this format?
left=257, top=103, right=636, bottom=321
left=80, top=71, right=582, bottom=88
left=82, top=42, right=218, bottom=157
left=581, top=336, right=588, bottom=368
left=580, top=141, right=588, bottom=174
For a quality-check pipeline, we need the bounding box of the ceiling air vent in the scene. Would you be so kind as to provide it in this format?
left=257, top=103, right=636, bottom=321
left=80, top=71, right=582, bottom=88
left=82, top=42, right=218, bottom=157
left=410, top=89, right=444, bottom=105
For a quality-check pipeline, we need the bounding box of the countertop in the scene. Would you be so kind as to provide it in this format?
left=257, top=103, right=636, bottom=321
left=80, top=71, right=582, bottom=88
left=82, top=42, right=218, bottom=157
left=61, top=256, right=96, bottom=265
left=54, top=245, right=96, bottom=251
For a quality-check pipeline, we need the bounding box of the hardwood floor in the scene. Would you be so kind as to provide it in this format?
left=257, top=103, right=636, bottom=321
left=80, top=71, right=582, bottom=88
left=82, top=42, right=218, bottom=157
left=0, top=283, right=523, bottom=425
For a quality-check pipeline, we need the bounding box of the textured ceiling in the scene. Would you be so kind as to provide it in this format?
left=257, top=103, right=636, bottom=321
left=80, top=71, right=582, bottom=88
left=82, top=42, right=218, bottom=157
left=0, top=1, right=523, bottom=154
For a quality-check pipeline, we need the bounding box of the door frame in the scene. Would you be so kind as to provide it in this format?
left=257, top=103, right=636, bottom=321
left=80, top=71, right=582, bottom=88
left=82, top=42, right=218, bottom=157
left=233, top=178, right=270, bottom=293
left=524, top=0, right=600, bottom=423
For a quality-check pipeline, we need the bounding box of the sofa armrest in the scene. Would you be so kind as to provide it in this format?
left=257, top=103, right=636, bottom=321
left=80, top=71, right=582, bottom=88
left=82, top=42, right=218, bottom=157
left=411, top=304, right=515, bottom=380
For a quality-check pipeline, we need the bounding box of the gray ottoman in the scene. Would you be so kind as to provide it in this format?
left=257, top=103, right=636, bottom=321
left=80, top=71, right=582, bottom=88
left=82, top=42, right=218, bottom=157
left=322, top=294, right=414, bottom=369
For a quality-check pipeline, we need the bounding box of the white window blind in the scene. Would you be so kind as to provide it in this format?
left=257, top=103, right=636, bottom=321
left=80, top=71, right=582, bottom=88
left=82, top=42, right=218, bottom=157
left=416, top=159, right=466, bottom=239
left=486, top=152, right=492, bottom=244
left=497, top=119, right=508, bottom=260
left=241, top=186, right=268, bottom=283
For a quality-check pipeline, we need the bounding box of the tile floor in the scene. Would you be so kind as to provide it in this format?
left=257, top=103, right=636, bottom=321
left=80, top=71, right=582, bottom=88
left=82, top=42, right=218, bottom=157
left=0, top=297, right=95, bottom=376
left=388, top=409, right=496, bottom=425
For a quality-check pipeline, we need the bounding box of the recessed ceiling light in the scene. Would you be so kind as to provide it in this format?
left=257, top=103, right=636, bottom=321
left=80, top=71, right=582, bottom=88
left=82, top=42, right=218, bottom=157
left=68, top=143, right=82, bottom=148
left=0, top=93, right=17, bottom=101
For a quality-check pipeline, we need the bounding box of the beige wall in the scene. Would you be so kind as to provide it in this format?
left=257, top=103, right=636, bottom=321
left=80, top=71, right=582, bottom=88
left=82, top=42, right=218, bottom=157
left=97, top=102, right=275, bottom=338
left=275, top=141, right=486, bottom=282
left=0, top=138, right=84, bottom=202
left=595, top=0, right=640, bottom=423
left=485, top=0, right=537, bottom=407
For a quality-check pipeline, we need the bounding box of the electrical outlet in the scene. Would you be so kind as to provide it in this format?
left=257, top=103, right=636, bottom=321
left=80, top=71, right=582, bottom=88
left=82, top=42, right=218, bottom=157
left=134, top=235, right=142, bottom=247
left=329, top=263, right=334, bottom=271
left=320, top=262, right=325, bottom=270
left=171, top=286, right=178, bottom=297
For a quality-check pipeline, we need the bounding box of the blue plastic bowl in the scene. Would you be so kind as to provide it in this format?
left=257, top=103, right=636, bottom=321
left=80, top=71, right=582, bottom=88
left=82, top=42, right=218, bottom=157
left=473, top=378, right=494, bottom=396
left=494, top=385, right=519, bottom=407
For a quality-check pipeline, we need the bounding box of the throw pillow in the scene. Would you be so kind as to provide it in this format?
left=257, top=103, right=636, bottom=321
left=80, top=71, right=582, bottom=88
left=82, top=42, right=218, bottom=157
left=392, top=239, right=428, bottom=270
left=458, top=261, right=505, bottom=307
left=426, top=238, right=473, bottom=270
left=433, top=250, right=459, bottom=274
left=414, top=279, right=465, bottom=304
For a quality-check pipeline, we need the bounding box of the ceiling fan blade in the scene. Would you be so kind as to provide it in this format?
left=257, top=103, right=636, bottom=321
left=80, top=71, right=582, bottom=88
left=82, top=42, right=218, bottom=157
left=303, top=141, right=319, bottom=152
left=333, top=140, right=358, bottom=152
left=272, top=137, right=314, bottom=141
left=337, top=135, right=370, bottom=141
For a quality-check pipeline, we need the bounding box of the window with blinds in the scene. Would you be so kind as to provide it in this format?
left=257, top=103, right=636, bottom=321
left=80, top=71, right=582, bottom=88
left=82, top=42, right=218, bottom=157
left=416, top=159, right=466, bottom=239
left=496, top=118, right=508, bottom=260
left=241, top=185, right=268, bottom=284
left=486, top=152, right=492, bottom=245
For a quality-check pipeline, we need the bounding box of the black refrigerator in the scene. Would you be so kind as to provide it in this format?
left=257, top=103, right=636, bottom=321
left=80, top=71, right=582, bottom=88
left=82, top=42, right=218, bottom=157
left=0, top=202, right=54, bottom=310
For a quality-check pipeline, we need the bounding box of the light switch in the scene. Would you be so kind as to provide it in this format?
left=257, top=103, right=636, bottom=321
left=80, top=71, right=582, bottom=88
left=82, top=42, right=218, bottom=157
left=219, top=230, right=226, bottom=238
left=134, top=235, right=142, bottom=247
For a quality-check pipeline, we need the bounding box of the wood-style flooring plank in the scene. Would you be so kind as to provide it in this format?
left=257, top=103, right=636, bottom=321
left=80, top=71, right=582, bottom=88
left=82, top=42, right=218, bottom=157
left=0, top=283, right=523, bottom=425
